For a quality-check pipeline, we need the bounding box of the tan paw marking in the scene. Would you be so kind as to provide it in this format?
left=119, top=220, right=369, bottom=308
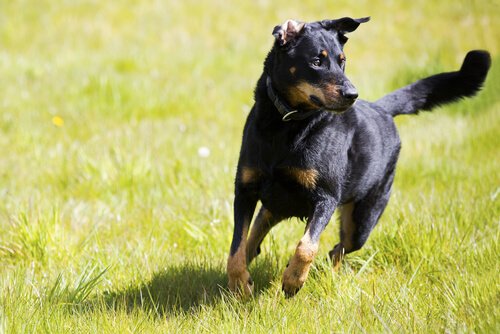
left=282, top=231, right=318, bottom=296
left=329, top=243, right=345, bottom=272
left=227, top=226, right=253, bottom=297
left=227, top=266, right=253, bottom=297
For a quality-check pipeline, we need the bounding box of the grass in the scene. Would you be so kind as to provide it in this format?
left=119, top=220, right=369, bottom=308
left=0, top=0, right=499, bottom=332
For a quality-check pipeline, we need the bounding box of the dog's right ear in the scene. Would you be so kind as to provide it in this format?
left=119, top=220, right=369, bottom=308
left=272, top=19, right=306, bottom=47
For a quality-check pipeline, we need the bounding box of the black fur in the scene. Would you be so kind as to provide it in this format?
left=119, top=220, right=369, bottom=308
left=227, top=17, right=490, bottom=296
left=376, top=50, right=491, bottom=115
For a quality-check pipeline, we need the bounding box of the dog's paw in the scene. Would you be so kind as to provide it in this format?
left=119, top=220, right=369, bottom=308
left=281, top=259, right=309, bottom=297
left=282, top=283, right=301, bottom=298
left=281, top=236, right=318, bottom=297
left=228, top=271, right=254, bottom=297
left=329, top=243, right=345, bottom=272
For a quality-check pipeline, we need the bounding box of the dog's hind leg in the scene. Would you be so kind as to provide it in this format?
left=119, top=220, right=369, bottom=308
left=330, top=202, right=354, bottom=271
left=246, top=207, right=281, bottom=264
left=330, top=172, right=395, bottom=270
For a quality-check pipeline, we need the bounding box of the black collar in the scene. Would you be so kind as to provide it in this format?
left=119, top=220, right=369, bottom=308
left=266, top=76, right=322, bottom=121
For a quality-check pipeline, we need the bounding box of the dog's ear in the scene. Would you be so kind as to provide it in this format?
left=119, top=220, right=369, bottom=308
left=272, top=19, right=306, bottom=47
left=321, top=17, right=370, bottom=33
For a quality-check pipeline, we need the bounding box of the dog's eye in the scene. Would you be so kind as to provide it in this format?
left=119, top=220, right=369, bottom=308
left=311, top=58, right=322, bottom=67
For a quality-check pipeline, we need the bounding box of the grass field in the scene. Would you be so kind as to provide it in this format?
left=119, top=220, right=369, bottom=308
left=0, top=0, right=499, bottom=332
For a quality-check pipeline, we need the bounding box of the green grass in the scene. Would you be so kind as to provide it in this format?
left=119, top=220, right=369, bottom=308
left=0, top=0, right=499, bottom=332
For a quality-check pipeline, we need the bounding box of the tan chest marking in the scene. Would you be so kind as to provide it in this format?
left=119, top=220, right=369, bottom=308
left=240, top=167, right=262, bottom=184
left=285, top=167, right=319, bottom=190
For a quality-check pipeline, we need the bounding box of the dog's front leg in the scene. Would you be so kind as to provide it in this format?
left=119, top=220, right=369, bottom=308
left=282, top=199, right=336, bottom=297
left=227, top=188, right=257, bottom=297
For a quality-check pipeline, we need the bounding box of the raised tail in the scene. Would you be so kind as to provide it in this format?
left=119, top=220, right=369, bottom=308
left=375, top=50, right=491, bottom=116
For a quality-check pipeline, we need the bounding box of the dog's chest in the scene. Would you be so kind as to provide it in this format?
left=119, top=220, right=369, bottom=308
left=259, top=165, right=315, bottom=218
left=242, top=149, right=319, bottom=218
left=239, top=119, right=338, bottom=217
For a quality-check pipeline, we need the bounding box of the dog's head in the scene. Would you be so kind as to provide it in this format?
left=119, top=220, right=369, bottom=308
left=268, top=17, right=369, bottom=113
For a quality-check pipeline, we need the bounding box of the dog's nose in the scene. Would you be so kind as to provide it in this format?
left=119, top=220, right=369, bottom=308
left=341, top=88, right=358, bottom=100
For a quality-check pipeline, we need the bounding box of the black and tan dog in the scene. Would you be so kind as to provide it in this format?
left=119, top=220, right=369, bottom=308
left=227, top=17, right=490, bottom=297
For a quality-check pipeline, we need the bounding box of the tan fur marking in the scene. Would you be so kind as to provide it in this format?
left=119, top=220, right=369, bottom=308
left=246, top=208, right=274, bottom=264
left=328, top=202, right=355, bottom=271
left=263, top=209, right=273, bottom=220
left=227, top=225, right=248, bottom=275
left=227, top=224, right=253, bottom=296
left=339, top=53, right=346, bottom=61
left=329, top=243, right=345, bottom=272
left=241, top=167, right=261, bottom=184
left=340, top=202, right=355, bottom=251
left=285, top=167, right=319, bottom=189
left=294, top=232, right=318, bottom=263
left=282, top=229, right=319, bottom=293
left=321, top=50, right=328, bottom=57
left=322, top=82, right=341, bottom=100
left=287, top=81, right=325, bottom=109
left=289, top=66, right=296, bottom=75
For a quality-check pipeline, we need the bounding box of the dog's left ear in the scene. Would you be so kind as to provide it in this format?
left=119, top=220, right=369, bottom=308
left=321, top=17, right=370, bottom=33
left=272, top=19, right=306, bottom=47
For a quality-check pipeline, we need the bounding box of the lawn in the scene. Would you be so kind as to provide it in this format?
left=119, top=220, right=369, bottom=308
left=0, top=0, right=499, bottom=332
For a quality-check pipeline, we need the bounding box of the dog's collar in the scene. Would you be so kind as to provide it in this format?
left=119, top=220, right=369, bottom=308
left=266, top=76, right=321, bottom=121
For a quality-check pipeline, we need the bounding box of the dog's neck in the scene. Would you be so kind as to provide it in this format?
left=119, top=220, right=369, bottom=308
left=254, top=51, right=323, bottom=122
left=265, top=76, right=320, bottom=121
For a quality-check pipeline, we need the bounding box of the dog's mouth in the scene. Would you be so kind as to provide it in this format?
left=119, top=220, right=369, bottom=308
left=309, top=95, right=355, bottom=114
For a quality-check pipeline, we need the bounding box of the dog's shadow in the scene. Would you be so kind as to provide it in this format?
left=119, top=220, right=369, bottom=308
left=101, top=257, right=278, bottom=315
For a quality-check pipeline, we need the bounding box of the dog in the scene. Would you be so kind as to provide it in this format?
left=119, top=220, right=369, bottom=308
left=226, top=17, right=491, bottom=297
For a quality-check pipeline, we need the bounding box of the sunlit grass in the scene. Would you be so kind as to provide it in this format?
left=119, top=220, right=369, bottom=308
left=0, top=0, right=498, bottom=332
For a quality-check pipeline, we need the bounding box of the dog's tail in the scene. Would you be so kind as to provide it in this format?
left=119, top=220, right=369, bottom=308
left=375, top=50, right=491, bottom=117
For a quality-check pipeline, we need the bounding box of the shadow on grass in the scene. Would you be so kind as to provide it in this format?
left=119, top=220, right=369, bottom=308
left=99, top=257, right=277, bottom=315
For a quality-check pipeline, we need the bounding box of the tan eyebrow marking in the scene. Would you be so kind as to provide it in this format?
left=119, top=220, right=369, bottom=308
left=339, top=53, right=346, bottom=61
left=321, top=50, right=328, bottom=57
